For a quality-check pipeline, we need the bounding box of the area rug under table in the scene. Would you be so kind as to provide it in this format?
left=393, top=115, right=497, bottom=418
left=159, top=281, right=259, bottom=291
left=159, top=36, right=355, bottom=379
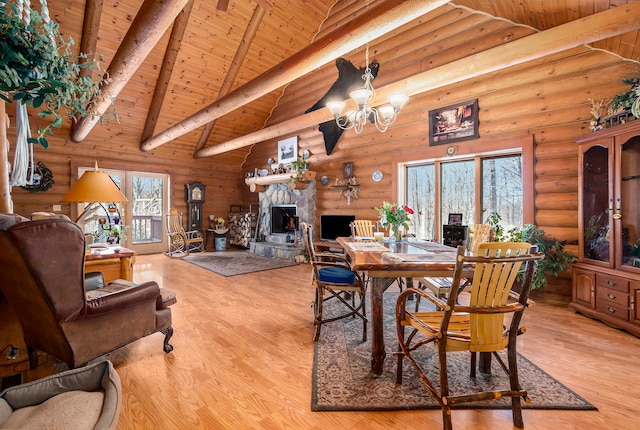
left=182, top=251, right=297, bottom=276
left=312, top=292, right=596, bottom=412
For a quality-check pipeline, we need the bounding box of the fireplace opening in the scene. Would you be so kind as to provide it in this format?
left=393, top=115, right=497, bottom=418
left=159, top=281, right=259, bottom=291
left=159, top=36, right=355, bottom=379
left=270, top=205, right=297, bottom=234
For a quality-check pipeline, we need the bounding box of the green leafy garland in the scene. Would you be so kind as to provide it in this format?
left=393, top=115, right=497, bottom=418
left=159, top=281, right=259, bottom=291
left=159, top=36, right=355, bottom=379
left=0, top=1, right=116, bottom=147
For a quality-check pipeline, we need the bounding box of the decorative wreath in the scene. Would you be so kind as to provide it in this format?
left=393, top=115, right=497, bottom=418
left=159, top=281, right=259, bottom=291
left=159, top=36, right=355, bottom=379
left=21, top=161, right=55, bottom=192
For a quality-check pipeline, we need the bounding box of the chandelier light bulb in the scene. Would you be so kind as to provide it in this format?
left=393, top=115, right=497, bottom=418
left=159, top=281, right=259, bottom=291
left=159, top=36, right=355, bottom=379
left=326, top=100, right=346, bottom=118
left=350, top=88, right=372, bottom=107
left=378, top=105, right=396, bottom=122
left=389, top=93, right=409, bottom=111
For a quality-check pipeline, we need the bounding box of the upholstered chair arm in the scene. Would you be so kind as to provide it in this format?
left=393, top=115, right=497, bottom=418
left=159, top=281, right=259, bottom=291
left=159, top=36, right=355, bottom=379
left=84, top=281, right=160, bottom=316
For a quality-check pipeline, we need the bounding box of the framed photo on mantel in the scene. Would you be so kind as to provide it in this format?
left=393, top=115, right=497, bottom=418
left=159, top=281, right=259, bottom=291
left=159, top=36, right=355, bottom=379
left=278, top=136, right=298, bottom=164
left=429, top=99, right=479, bottom=146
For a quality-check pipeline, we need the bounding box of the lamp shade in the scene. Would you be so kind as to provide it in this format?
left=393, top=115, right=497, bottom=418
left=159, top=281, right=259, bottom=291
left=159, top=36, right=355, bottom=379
left=61, top=163, right=128, bottom=203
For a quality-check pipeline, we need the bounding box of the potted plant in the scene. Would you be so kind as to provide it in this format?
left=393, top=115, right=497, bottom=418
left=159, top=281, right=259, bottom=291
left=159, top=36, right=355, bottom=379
left=485, top=212, right=577, bottom=290
left=0, top=1, right=116, bottom=147
left=290, top=157, right=308, bottom=172
left=610, top=75, right=640, bottom=118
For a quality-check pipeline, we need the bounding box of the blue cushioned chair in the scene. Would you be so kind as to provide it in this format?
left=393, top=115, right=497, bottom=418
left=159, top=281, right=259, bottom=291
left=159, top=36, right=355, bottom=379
left=302, top=223, right=367, bottom=342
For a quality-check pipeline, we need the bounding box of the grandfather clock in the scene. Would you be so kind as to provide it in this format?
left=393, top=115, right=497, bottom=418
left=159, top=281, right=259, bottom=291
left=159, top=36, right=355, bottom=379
left=185, top=182, right=206, bottom=232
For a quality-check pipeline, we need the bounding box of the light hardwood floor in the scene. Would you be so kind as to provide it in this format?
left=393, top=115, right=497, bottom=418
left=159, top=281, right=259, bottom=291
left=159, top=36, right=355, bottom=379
left=2, top=252, right=640, bottom=429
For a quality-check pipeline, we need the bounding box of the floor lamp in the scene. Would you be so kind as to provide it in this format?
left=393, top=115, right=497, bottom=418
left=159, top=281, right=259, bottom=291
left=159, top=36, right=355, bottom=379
left=61, top=162, right=128, bottom=228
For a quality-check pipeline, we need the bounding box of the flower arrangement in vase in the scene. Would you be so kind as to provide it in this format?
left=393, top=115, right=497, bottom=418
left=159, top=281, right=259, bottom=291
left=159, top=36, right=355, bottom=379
left=375, top=201, right=415, bottom=242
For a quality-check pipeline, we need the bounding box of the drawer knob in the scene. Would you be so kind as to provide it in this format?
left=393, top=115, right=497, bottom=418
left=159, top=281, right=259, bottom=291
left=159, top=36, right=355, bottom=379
left=607, top=306, right=617, bottom=314
left=607, top=280, right=617, bottom=287
left=607, top=293, right=617, bottom=300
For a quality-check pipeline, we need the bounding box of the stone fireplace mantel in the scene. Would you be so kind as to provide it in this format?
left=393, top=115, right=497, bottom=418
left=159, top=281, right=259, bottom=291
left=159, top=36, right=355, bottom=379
left=249, top=181, right=316, bottom=261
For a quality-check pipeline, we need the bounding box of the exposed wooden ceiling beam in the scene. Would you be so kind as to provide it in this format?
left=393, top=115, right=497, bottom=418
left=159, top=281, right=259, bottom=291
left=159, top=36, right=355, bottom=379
left=252, top=0, right=273, bottom=11
left=140, top=0, right=451, bottom=152
left=141, top=0, right=195, bottom=142
left=71, top=0, right=192, bottom=143
left=194, top=4, right=267, bottom=154
left=78, top=0, right=103, bottom=69
left=194, top=1, right=640, bottom=158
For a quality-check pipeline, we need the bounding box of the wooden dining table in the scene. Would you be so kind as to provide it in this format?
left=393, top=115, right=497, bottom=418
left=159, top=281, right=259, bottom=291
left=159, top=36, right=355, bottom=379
left=336, top=237, right=472, bottom=376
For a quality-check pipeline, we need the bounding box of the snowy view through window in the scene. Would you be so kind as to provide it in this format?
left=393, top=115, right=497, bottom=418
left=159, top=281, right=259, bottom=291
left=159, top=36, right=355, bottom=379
left=405, top=154, right=522, bottom=241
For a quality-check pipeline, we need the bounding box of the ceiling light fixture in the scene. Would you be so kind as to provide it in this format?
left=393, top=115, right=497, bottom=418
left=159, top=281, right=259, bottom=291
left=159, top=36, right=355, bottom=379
left=326, top=43, right=408, bottom=135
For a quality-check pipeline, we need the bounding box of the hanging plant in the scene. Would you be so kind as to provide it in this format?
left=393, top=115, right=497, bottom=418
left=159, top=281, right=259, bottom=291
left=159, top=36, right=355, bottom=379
left=0, top=1, right=117, bottom=147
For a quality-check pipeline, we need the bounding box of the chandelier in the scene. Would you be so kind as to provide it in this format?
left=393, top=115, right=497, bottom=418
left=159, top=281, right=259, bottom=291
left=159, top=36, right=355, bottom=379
left=326, top=45, right=408, bottom=134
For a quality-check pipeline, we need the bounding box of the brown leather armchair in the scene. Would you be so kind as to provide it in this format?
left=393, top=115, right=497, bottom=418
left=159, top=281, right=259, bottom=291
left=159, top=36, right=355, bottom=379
left=0, top=214, right=176, bottom=369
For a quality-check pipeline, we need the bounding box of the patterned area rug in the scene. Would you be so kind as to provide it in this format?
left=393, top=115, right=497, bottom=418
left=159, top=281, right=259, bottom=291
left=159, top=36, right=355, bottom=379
left=182, top=251, right=297, bottom=276
left=312, top=292, right=596, bottom=411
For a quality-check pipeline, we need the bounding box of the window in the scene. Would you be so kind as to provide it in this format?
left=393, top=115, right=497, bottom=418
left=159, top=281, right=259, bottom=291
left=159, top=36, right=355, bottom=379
left=404, top=152, right=523, bottom=241
left=74, top=166, right=169, bottom=254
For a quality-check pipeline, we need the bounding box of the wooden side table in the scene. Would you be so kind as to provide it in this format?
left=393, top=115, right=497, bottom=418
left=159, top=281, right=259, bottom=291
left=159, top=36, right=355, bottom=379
left=85, top=246, right=136, bottom=284
left=205, top=229, right=216, bottom=251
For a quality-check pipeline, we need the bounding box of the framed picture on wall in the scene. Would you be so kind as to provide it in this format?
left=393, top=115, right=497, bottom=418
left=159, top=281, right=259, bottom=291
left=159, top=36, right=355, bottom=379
left=343, top=162, right=354, bottom=178
left=429, top=99, right=479, bottom=146
left=448, top=213, right=463, bottom=225
left=278, top=136, right=298, bottom=164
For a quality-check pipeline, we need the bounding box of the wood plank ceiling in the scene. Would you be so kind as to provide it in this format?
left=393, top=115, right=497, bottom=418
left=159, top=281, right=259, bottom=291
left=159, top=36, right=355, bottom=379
left=46, top=0, right=639, bottom=166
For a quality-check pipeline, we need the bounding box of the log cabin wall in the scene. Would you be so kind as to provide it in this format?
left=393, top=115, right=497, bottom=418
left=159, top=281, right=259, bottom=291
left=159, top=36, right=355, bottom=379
left=241, top=1, right=639, bottom=296
left=2, top=0, right=638, bottom=298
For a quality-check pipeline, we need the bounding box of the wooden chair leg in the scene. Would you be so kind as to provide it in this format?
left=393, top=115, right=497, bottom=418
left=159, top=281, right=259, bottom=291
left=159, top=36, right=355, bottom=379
left=508, top=343, right=525, bottom=429
left=27, top=345, right=38, bottom=370
left=396, top=330, right=405, bottom=384
left=162, top=326, right=174, bottom=353
left=438, top=342, right=453, bottom=430
left=313, top=287, right=324, bottom=341
left=360, top=291, right=367, bottom=342
left=470, top=351, right=477, bottom=378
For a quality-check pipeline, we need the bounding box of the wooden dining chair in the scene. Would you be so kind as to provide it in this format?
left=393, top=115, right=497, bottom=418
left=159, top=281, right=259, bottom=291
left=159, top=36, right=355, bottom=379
left=351, top=219, right=377, bottom=237
left=302, top=223, right=367, bottom=342
left=395, top=242, right=543, bottom=430
left=165, top=208, right=204, bottom=258
left=417, top=224, right=492, bottom=306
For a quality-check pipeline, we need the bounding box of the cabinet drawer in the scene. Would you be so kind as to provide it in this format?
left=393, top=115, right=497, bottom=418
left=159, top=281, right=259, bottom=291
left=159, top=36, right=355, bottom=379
left=596, top=298, right=629, bottom=321
left=596, top=273, right=629, bottom=293
left=596, top=286, right=629, bottom=307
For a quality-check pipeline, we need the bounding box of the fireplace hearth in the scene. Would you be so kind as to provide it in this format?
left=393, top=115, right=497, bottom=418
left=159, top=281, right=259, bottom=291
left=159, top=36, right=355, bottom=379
left=249, top=182, right=316, bottom=260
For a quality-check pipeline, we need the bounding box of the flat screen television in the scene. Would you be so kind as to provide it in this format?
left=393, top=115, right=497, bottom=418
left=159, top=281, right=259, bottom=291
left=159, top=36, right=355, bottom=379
left=320, top=214, right=356, bottom=241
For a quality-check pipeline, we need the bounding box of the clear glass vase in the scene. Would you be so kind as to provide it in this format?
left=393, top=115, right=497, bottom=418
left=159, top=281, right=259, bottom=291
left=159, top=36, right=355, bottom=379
left=389, top=224, right=403, bottom=242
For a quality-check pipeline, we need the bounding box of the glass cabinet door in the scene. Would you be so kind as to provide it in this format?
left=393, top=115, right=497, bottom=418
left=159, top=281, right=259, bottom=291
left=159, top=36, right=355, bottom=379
left=618, top=137, right=640, bottom=269
left=582, top=145, right=611, bottom=263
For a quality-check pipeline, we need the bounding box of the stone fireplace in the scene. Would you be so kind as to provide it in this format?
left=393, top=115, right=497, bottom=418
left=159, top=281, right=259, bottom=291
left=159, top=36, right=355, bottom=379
left=249, top=182, right=316, bottom=260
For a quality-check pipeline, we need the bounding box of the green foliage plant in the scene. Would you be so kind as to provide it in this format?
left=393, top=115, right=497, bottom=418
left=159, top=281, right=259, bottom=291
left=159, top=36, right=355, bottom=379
left=610, top=76, right=640, bottom=117
left=484, top=212, right=577, bottom=290
left=0, top=1, right=117, bottom=147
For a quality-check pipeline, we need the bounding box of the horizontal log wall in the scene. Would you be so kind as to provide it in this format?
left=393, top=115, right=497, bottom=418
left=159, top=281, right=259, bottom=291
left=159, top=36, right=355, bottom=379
left=242, top=2, right=639, bottom=296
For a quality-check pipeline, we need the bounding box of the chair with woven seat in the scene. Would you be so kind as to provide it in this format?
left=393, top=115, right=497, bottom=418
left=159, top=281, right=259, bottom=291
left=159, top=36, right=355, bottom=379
left=395, top=242, right=543, bottom=430
left=417, top=223, right=492, bottom=304
left=165, top=208, right=204, bottom=257
left=302, top=223, right=367, bottom=342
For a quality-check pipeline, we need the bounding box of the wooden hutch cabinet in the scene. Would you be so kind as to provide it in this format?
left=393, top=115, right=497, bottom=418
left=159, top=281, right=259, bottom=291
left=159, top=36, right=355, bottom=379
left=571, top=120, right=640, bottom=336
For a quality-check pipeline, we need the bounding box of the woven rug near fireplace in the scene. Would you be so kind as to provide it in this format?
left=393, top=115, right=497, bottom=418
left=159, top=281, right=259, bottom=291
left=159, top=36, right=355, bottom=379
left=183, top=251, right=297, bottom=276
left=312, top=292, right=596, bottom=412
